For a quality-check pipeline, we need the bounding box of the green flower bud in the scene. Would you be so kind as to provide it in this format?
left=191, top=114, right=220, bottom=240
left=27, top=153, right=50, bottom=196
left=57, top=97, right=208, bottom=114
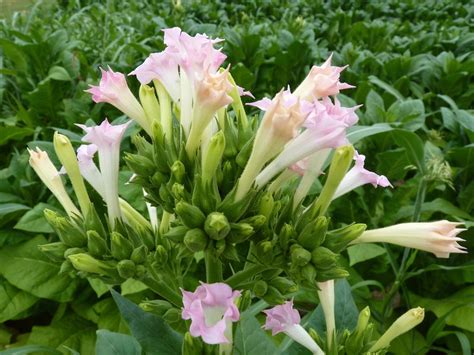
left=279, top=223, right=294, bottom=250
left=298, top=216, right=328, bottom=250
left=235, top=137, right=254, bottom=168
left=202, top=131, right=225, bottom=185
left=139, top=84, right=160, bottom=127
left=64, top=247, right=86, bottom=259
left=253, top=280, right=268, bottom=297
left=68, top=253, right=114, bottom=274
left=171, top=161, right=185, bottom=183
left=215, top=239, right=226, bottom=256
left=238, top=290, right=252, bottom=312
left=163, top=308, right=182, bottom=324
left=270, top=277, right=298, bottom=294
left=45, top=210, right=87, bottom=247
left=227, top=223, right=254, bottom=243
left=117, top=260, right=136, bottom=279
left=131, top=245, right=148, bottom=264
left=135, top=265, right=146, bottom=278
left=301, top=264, right=317, bottom=283
left=139, top=299, right=172, bottom=316
left=110, top=232, right=133, bottom=260
left=257, top=241, right=274, bottom=264
left=204, top=212, right=230, bottom=240
left=87, top=230, right=108, bottom=257
left=323, top=223, right=367, bottom=253
left=125, top=153, right=156, bottom=177
left=175, top=202, right=206, bottom=228
left=182, top=332, right=203, bottom=355
left=291, top=246, right=312, bottom=266
left=171, top=183, right=186, bottom=200
left=262, top=286, right=285, bottom=305
left=163, top=225, right=189, bottom=243
left=311, top=246, right=338, bottom=270
left=38, top=242, right=67, bottom=262
left=346, top=306, right=371, bottom=354
left=317, top=267, right=350, bottom=282
left=84, top=204, right=107, bottom=239
left=184, top=228, right=208, bottom=252
left=154, top=245, right=168, bottom=265
left=258, top=192, right=274, bottom=220
left=152, top=171, right=168, bottom=185
left=241, top=215, right=266, bottom=230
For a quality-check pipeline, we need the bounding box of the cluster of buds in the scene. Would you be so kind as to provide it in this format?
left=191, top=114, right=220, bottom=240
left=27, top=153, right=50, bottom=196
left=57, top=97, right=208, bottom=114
left=27, top=27, right=468, bottom=354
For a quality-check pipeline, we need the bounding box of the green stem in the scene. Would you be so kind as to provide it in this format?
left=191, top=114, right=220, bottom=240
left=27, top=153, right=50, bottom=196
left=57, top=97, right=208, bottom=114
left=225, top=264, right=270, bottom=288
left=142, top=276, right=182, bottom=307
left=205, top=250, right=223, bottom=283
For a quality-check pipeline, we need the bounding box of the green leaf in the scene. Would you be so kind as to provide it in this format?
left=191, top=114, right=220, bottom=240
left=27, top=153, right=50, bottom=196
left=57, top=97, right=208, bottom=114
left=88, top=278, right=110, bottom=298
left=0, top=236, right=79, bottom=302
left=0, top=345, right=62, bottom=355
left=369, top=75, right=404, bottom=101
left=0, top=203, right=30, bottom=217
left=0, top=126, right=35, bottom=146
left=111, top=289, right=183, bottom=354
left=0, top=279, right=39, bottom=322
left=14, top=203, right=58, bottom=233
left=387, top=99, right=425, bottom=131
left=121, top=279, right=148, bottom=296
left=389, top=330, right=427, bottom=355
left=347, top=243, right=387, bottom=266
left=435, top=331, right=471, bottom=355
left=395, top=198, right=473, bottom=221
left=95, top=330, right=142, bottom=355
left=234, top=314, right=278, bottom=355
left=347, top=123, right=393, bottom=144
left=391, top=129, right=425, bottom=173
left=47, top=66, right=72, bottom=81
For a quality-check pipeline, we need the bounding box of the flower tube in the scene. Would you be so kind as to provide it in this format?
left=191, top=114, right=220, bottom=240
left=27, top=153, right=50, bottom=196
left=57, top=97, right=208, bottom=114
left=181, top=283, right=240, bottom=346
left=77, top=119, right=130, bottom=226
left=28, top=148, right=80, bottom=217
left=332, top=152, right=391, bottom=199
left=86, top=67, right=151, bottom=135
left=317, top=280, right=335, bottom=349
left=352, top=220, right=467, bottom=258
left=263, top=301, right=324, bottom=355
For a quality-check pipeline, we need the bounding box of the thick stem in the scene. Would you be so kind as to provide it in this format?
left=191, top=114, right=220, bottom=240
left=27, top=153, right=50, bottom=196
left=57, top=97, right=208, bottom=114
left=225, top=264, right=269, bottom=288
left=205, top=250, right=223, bottom=283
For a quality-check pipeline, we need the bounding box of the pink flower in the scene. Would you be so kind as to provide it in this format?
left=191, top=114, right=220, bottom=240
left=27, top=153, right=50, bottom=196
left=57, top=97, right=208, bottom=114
left=294, top=54, right=354, bottom=100
left=352, top=220, right=467, bottom=258
left=263, top=301, right=324, bottom=355
left=181, top=283, right=240, bottom=345
left=237, top=85, right=254, bottom=98
left=86, top=67, right=150, bottom=135
left=76, top=144, right=104, bottom=197
left=333, top=152, right=392, bottom=199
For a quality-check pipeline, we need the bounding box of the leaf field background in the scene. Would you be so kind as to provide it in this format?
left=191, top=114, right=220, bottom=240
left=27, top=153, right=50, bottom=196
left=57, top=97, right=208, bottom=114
left=0, top=0, right=473, bottom=353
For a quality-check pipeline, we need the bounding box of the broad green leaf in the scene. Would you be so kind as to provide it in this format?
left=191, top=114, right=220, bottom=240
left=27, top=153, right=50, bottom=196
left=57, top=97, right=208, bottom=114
left=0, top=279, right=39, bottom=322
left=391, top=129, right=425, bottom=173
left=0, top=236, right=79, bottom=302
left=111, top=289, right=183, bottom=354
left=234, top=314, right=278, bottom=355
left=376, top=148, right=410, bottom=180
left=121, top=279, right=148, bottom=296
left=347, top=123, right=393, bottom=144
left=453, top=110, right=474, bottom=132
left=0, top=203, right=30, bottom=217
left=88, top=278, right=110, bottom=298
left=0, top=192, right=22, bottom=203
left=14, top=202, right=57, bottom=233
left=389, top=330, right=427, bottom=355
left=0, top=126, right=35, bottom=146
left=95, top=330, right=142, bottom=355
left=369, top=75, right=404, bottom=101
left=395, top=198, right=473, bottom=221
left=347, top=243, right=387, bottom=266
left=387, top=99, right=425, bottom=131
left=47, top=66, right=72, bottom=81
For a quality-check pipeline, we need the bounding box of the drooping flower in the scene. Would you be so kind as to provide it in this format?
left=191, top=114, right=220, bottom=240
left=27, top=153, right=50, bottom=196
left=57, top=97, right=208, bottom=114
left=77, top=119, right=131, bottom=225
left=332, top=151, right=392, bottom=199
left=352, top=220, right=467, bottom=258
left=235, top=90, right=311, bottom=200
left=369, top=307, right=425, bottom=352
left=255, top=97, right=359, bottom=188
left=181, top=282, right=240, bottom=345
left=86, top=67, right=151, bottom=135
left=294, top=53, right=354, bottom=100
left=28, top=148, right=81, bottom=217
left=263, top=301, right=324, bottom=355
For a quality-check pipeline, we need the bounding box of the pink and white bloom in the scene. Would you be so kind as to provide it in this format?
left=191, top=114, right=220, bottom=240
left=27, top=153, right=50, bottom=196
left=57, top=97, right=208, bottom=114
left=76, top=144, right=105, bottom=197
left=263, top=301, right=324, bottom=355
left=255, top=97, right=359, bottom=188
left=77, top=119, right=131, bottom=225
left=86, top=67, right=151, bottom=135
left=333, top=151, right=392, bottom=199
left=352, top=220, right=467, bottom=258
left=28, top=148, right=80, bottom=217
left=237, top=85, right=254, bottom=98
left=294, top=54, right=354, bottom=100
left=181, top=282, right=240, bottom=345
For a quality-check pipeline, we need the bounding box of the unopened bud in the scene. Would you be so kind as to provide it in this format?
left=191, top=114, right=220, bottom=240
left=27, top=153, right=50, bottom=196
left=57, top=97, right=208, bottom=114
left=117, top=260, right=136, bottom=279
left=139, top=84, right=160, bottom=125
left=171, top=161, right=185, bottom=183
left=110, top=232, right=133, bottom=260
left=204, top=212, right=230, bottom=240
left=87, top=230, right=108, bottom=257
left=68, top=253, right=114, bottom=274
left=324, top=223, right=367, bottom=253
left=171, top=183, right=185, bottom=200
left=184, top=228, right=208, bottom=252
left=301, top=264, right=317, bottom=283
left=175, top=202, right=206, bottom=228
left=317, top=267, right=349, bottom=281
left=163, top=225, right=188, bottom=243
left=38, top=242, right=67, bottom=262
left=227, top=223, right=254, bottom=243
left=163, top=308, right=182, bottom=324
left=241, top=215, right=266, bottom=230
left=125, top=154, right=155, bottom=177
left=291, top=246, right=312, bottom=266
left=139, top=299, right=172, bottom=316
left=311, top=246, right=338, bottom=270
left=253, top=280, right=268, bottom=297
left=202, top=131, right=225, bottom=184
left=131, top=245, right=148, bottom=264
left=279, top=223, right=294, bottom=250
left=270, top=277, right=298, bottom=294
left=182, top=331, right=203, bottom=355
left=154, top=245, right=168, bottom=265
left=298, top=216, right=328, bottom=250
left=258, top=192, right=274, bottom=220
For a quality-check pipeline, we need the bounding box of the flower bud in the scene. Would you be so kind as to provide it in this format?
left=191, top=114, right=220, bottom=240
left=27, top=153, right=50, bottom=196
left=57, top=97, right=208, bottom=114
left=184, top=228, right=208, bottom=252
left=202, top=131, right=225, bottom=184
left=139, top=299, right=172, bottom=316
left=291, top=246, right=312, bottom=266
left=241, top=215, right=267, bottom=230
left=258, top=193, right=274, bottom=220
left=64, top=247, right=86, bottom=259
left=68, top=253, right=114, bottom=274
left=317, top=267, right=349, bottom=282
left=270, top=277, right=298, bottom=294
left=279, top=224, right=295, bottom=250
left=38, top=242, right=68, bottom=262
left=163, top=225, right=189, bottom=243
left=175, top=202, right=206, bottom=228
left=345, top=306, right=371, bottom=354
left=139, top=84, right=160, bottom=123
left=253, top=280, right=268, bottom=297
left=311, top=247, right=338, bottom=270
left=324, top=223, right=367, bottom=253
left=154, top=245, right=168, bottom=265
left=238, top=290, right=253, bottom=312
left=171, top=183, right=186, bottom=200
left=84, top=204, right=107, bottom=239
left=87, top=230, right=108, bottom=257
left=301, top=264, right=317, bottom=283
left=257, top=241, right=274, bottom=264
left=125, top=154, right=156, bottom=177
left=117, top=259, right=136, bottom=279
left=163, top=307, right=182, bottom=324
left=298, top=216, right=328, bottom=250
left=110, top=232, right=133, bottom=260
left=44, top=210, right=87, bottom=247
left=171, top=160, right=185, bottom=183
left=227, top=223, right=255, bottom=243
left=131, top=245, right=148, bottom=264
left=204, top=212, right=230, bottom=240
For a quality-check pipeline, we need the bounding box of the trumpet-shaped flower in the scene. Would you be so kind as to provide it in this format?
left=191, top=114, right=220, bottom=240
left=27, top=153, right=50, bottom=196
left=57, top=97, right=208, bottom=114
left=352, top=220, right=467, bottom=258
left=76, top=144, right=105, bottom=197
left=181, top=282, right=240, bottom=345
left=255, top=97, right=358, bottom=188
left=28, top=148, right=80, bottom=217
left=333, top=152, right=391, bottom=199
left=263, top=301, right=324, bottom=355
left=86, top=67, right=151, bottom=135
left=316, top=280, right=336, bottom=347
left=77, top=119, right=130, bottom=225
left=369, top=307, right=425, bottom=352
left=294, top=54, right=354, bottom=100
left=236, top=90, right=311, bottom=200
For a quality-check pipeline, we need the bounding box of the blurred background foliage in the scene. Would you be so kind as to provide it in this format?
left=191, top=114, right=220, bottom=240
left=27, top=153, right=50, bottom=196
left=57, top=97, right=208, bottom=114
left=0, top=0, right=473, bottom=353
